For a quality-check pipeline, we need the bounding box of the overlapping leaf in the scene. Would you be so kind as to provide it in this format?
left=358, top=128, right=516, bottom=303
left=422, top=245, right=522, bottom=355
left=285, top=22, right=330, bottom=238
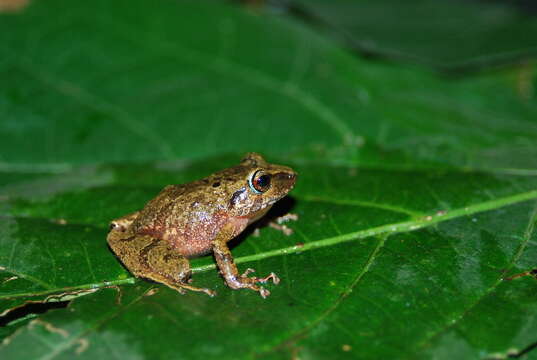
left=292, top=0, right=537, bottom=70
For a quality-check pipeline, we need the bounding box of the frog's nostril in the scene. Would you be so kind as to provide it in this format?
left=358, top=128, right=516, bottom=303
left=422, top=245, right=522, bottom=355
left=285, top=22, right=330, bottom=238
left=275, top=172, right=297, bottom=183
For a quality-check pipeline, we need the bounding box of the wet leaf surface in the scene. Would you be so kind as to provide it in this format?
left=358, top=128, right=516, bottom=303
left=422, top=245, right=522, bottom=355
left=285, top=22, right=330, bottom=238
left=1, top=0, right=537, bottom=359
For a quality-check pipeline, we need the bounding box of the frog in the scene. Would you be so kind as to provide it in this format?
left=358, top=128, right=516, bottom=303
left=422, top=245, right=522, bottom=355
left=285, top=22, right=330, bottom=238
left=107, top=153, right=297, bottom=298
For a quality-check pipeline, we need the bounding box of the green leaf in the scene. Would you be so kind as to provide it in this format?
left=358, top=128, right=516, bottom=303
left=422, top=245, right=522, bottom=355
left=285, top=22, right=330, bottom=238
left=1, top=0, right=537, bottom=359
left=292, top=0, right=537, bottom=70
left=2, top=0, right=537, bottom=169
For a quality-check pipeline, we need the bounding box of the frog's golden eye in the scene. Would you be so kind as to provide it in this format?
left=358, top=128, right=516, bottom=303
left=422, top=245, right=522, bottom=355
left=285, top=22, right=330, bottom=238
left=249, top=170, right=271, bottom=194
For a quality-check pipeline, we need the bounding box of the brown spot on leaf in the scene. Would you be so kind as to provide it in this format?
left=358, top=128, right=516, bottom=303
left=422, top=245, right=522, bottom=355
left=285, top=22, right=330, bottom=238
left=503, top=269, right=537, bottom=281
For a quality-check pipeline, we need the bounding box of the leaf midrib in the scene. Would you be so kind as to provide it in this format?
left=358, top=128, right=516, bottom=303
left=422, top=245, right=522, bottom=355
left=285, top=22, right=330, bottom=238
left=2, top=188, right=537, bottom=302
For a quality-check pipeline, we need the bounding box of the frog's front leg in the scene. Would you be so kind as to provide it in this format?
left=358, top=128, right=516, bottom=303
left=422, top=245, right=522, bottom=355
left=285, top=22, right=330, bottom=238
left=212, top=226, right=280, bottom=298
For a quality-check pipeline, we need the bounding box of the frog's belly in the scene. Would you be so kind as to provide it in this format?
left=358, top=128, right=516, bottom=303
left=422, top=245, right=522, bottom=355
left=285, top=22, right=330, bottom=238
left=166, top=213, right=251, bottom=258
left=166, top=228, right=215, bottom=258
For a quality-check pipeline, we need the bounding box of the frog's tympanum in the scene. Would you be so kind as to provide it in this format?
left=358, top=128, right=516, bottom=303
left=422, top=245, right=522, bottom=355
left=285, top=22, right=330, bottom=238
left=107, top=153, right=296, bottom=298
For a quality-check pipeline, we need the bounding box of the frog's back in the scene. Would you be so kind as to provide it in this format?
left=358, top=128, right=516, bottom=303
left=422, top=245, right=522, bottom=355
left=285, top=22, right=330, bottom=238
left=132, top=184, right=182, bottom=230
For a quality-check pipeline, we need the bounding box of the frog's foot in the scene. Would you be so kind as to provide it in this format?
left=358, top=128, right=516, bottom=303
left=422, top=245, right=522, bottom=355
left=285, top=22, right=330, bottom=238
left=142, top=270, right=216, bottom=297
left=165, top=281, right=216, bottom=297
left=268, top=222, right=294, bottom=236
left=222, top=269, right=279, bottom=299
left=213, top=237, right=280, bottom=298
left=173, top=268, right=215, bottom=296
left=241, top=268, right=280, bottom=285
left=231, top=275, right=271, bottom=299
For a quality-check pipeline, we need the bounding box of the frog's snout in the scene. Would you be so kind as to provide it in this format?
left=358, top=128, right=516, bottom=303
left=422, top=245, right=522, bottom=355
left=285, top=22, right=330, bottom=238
left=287, top=172, right=297, bottom=184
left=275, top=171, right=297, bottom=190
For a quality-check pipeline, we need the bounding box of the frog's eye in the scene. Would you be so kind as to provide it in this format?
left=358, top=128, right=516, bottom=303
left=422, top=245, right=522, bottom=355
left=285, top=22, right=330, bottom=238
left=249, top=170, right=271, bottom=194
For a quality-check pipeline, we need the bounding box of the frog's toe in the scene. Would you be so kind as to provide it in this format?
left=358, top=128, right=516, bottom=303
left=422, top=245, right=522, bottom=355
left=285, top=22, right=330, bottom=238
left=256, top=272, right=280, bottom=285
left=240, top=268, right=256, bottom=277
left=204, top=288, right=217, bottom=297
left=175, top=282, right=217, bottom=297
left=239, top=269, right=280, bottom=285
left=259, top=287, right=270, bottom=299
left=170, top=284, right=187, bottom=295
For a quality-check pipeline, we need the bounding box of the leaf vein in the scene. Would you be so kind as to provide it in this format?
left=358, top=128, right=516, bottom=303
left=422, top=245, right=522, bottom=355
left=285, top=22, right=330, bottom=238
left=35, top=287, right=151, bottom=360
left=412, top=199, right=537, bottom=355
left=0, top=267, right=54, bottom=291
left=95, top=15, right=354, bottom=147
left=260, top=234, right=388, bottom=355
left=16, top=62, right=174, bottom=159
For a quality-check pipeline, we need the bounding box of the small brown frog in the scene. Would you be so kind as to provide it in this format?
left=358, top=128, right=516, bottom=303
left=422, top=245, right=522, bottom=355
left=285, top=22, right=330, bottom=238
left=107, top=153, right=296, bottom=298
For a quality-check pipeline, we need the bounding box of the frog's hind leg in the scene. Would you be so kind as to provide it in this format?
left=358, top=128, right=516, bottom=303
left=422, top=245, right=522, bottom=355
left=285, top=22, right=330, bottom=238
left=107, top=229, right=215, bottom=297
left=143, top=241, right=216, bottom=297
